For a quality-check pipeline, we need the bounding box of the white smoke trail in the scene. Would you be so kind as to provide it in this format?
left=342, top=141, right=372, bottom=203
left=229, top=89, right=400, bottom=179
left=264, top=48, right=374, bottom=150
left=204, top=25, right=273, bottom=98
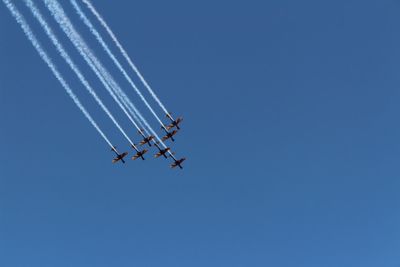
left=45, top=0, right=170, bottom=148
left=25, top=0, right=135, bottom=146
left=71, top=0, right=167, bottom=127
left=2, top=0, right=113, bottom=148
left=80, top=0, right=170, bottom=116
left=43, top=0, right=143, bottom=135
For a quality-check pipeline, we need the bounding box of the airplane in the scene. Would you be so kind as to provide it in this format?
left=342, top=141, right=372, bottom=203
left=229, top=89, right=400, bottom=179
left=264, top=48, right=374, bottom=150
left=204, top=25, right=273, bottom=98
left=170, top=157, right=186, bottom=169
left=162, top=129, right=178, bottom=142
left=154, top=142, right=171, bottom=159
left=111, top=146, right=128, bottom=164
left=165, top=113, right=183, bottom=130
left=131, top=144, right=148, bottom=160
left=138, top=129, right=155, bottom=147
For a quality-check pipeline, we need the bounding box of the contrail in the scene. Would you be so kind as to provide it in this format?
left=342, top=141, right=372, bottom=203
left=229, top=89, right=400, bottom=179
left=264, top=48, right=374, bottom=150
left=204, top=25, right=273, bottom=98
left=80, top=0, right=170, bottom=116
left=2, top=0, right=113, bottom=148
left=45, top=0, right=170, bottom=148
left=25, top=0, right=135, bottom=146
left=71, top=0, right=167, bottom=127
left=76, top=0, right=176, bottom=154
left=43, top=0, right=143, bottom=136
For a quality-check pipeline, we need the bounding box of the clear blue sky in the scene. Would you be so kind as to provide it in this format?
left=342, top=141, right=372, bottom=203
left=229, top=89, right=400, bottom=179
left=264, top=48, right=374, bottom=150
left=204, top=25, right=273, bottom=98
left=1, top=0, right=400, bottom=266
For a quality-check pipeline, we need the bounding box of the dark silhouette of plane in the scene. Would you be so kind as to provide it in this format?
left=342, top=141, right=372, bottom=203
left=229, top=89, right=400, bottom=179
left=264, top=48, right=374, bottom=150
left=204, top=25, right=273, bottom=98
left=131, top=144, right=148, bottom=160
left=154, top=142, right=171, bottom=159
left=162, top=129, right=178, bottom=142
left=165, top=113, right=183, bottom=130
left=111, top=146, right=128, bottom=164
left=138, top=129, right=154, bottom=147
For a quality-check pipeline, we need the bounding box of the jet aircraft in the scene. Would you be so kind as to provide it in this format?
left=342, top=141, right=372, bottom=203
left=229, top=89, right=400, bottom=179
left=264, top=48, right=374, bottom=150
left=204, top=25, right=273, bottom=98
left=170, top=156, right=186, bottom=169
left=111, top=146, right=128, bottom=164
left=131, top=144, right=148, bottom=160
left=165, top=113, right=183, bottom=130
left=138, top=129, right=155, bottom=147
left=154, top=142, right=171, bottom=159
left=162, top=129, right=178, bottom=142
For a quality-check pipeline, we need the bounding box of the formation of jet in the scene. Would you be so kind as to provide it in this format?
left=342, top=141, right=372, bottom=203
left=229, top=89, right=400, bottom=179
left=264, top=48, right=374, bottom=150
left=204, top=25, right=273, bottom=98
left=110, top=113, right=186, bottom=169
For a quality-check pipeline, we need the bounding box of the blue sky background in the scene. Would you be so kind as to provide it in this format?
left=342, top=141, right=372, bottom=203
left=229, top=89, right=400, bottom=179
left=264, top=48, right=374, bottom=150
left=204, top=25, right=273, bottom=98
left=1, top=0, right=400, bottom=266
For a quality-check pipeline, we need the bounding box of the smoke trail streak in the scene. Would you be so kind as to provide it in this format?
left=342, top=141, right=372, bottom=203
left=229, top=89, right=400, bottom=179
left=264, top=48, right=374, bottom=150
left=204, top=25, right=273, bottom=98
left=43, top=0, right=143, bottom=136
left=2, top=0, right=113, bottom=148
left=45, top=0, right=169, bottom=148
left=100, top=70, right=168, bottom=148
left=66, top=1, right=148, bottom=137
left=73, top=1, right=174, bottom=154
left=81, top=0, right=170, bottom=115
left=71, top=0, right=167, bottom=127
left=25, top=0, right=135, bottom=146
